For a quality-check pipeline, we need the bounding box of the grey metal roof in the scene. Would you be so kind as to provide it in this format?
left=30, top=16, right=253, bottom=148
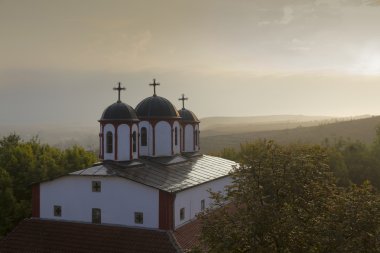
left=178, top=109, right=200, bottom=123
left=69, top=155, right=237, bottom=193
left=135, top=96, right=180, bottom=119
left=100, top=101, right=139, bottom=121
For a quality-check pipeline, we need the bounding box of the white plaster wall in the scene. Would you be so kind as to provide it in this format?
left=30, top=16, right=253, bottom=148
left=184, top=124, right=194, bottom=152
left=172, top=121, right=181, bottom=155
left=139, top=121, right=153, bottom=156
left=40, top=176, right=159, bottom=228
left=132, top=124, right=139, bottom=159
left=155, top=121, right=171, bottom=156
left=103, top=124, right=115, bottom=160
left=195, top=124, right=200, bottom=151
left=174, top=176, right=232, bottom=228
left=117, top=124, right=130, bottom=161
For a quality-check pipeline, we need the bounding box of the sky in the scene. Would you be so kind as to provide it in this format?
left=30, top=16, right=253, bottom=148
left=1, top=0, right=380, bottom=126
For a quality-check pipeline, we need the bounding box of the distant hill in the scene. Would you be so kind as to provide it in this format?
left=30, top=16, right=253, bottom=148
left=0, top=114, right=377, bottom=153
left=0, top=125, right=99, bottom=150
left=200, top=115, right=380, bottom=154
left=200, top=115, right=370, bottom=137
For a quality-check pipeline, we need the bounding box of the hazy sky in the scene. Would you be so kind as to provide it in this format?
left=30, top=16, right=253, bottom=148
left=1, top=0, right=380, bottom=125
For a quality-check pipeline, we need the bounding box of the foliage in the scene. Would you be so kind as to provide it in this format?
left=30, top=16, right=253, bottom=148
left=197, top=140, right=380, bottom=253
left=0, top=133, right=97, bottom=237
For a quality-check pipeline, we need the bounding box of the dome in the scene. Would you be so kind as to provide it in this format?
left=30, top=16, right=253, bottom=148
left=135, top=96, right=180, bottom=119
left=100, top=102, right=139, bottom=121
left=178, top=108, right=200, bottom=123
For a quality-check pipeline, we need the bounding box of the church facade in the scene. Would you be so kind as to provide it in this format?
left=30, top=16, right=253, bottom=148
left=31, top=79, right=236, bottom=231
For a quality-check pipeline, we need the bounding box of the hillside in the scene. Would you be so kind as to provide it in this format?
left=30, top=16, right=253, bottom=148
left=200, top=115, right=370, bottom=137
left=200, top=115, right=380, bottom=154
left=0, top=115, right=377, bottom=153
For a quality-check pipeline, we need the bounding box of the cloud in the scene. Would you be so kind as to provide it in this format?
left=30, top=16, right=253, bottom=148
left=279, top=6, right=294, bottom=24
left=258, top=6, right=294, bottom=26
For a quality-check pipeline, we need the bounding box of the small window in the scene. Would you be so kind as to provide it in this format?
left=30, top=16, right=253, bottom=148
left=174, top=127, right=178, bottom=145
left=141, top=127, right=147, bottom=146
left=54, top=205, right=62, bottom=217
left=92, top=208, right=101, bottom=224
left=132, top=131, right=137, bottom=152
left=106, top=131, right=113, bottom=153
left=134, top=212, right=144, bottom=224
left=180, top=208, right=185, bottom=221
left=201, top=199, right=205, bottom=211
left=92, top=181, right=101, bottom=192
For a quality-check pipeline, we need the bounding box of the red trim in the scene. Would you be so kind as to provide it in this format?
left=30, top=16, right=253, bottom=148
left=159, top=190, right=175, bottom=230
left=32, top=184, right=40, bottom=218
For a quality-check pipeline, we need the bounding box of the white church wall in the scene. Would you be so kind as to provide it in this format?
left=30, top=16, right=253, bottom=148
left=40, top=176, right=159, bottom=228
left=172, top=121, right=181, bottom=155
left=103, top=124, right=115, bottom=160
left=132, top=124, right=139, bottom=159
left=117, top=124, right=130, bottom=161
left=195, top=124, right=200, bottom=151
left=184, top=124, right=194, bottom=152
left=139, top=121, right=153, bottom=156
left=174, top=176, right=232, bottom=228
left=155, top=121, right=171, bottom=156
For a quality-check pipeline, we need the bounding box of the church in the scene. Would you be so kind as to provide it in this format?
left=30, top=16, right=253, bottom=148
left=0, top=79, right=236, bottom=252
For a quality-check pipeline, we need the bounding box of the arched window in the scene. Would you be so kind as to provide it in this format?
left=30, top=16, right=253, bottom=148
left=174, top=127, right=178, bottom=146
left=141, top=127, right=147, bottom=146
left=132, top=131, right=137, bottom=152
left=106, top=131, right=113, bottom=153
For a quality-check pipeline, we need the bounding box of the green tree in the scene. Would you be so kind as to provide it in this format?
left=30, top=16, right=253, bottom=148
left=0, top=134, right=98, bottom=237
left=0, top=167, right=17, bottom=237
left=196, top=140, right=380, bottom=253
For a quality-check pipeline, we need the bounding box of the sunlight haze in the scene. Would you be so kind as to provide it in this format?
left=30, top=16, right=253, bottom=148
left=1, top=0, right=380, bottom=125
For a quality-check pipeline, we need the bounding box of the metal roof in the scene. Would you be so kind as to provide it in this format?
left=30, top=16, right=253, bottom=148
left=70, top=155, right=237, bottom=193
left=100, top=101, right=139, bottom=121
left=135, top=96, right=180, bottom=119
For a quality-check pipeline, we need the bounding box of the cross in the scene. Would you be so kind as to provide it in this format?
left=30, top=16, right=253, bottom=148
left=178, top=94, right=188, bottom=109
left=149, top=78, right=160, bottom=96
left=113, top=82, right=125, bottom=102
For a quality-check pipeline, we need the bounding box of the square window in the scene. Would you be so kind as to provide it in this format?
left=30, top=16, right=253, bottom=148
left=54, top=205, right=61, bottom=217
left=201, top=199, right=205, bottom=211
left=134, top=212, right=144, bottom=224
left=92, top=208, right=101, bottom=224
left=92, top=181, right=101, bottom=192
left=180, top=208, right=185, bottom=221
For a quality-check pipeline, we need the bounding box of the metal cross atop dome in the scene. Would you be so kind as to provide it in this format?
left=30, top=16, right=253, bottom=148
left=178, top=94, right=188, bottom=109
left=149, top=78, right=160, bottom=96
left=113, top=82, right=126, bottom=102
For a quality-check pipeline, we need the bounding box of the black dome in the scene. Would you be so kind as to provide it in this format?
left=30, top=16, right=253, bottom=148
left=178, top=109, right=200, bottom=123
left=100, top=102, right=139, bottom=121
left=135, top=96, right=180, bottom=119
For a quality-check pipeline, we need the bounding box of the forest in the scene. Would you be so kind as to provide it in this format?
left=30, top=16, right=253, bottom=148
left=0, top=134, right=97, bottom=237
left=1, top=128, right=380, bottom=251
left=196, top=130, right=380, bottom=252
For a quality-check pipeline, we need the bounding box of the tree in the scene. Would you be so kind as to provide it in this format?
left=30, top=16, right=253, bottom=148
left=0, top=134, right=98, bottom=237
left=0, top=167, right=17, bottom=237
left=196, top=140, right=380, bottom=253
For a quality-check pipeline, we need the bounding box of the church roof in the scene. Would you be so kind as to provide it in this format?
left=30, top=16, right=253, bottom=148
left=0, top=219, right=181, bottom=253
left=178, top=108, right=200, bottom=123
left=70, top=155, right=236, bottom=193
left=100, top=102, right=139, bottom=121
left=135, top=96, right=180, bottom=119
